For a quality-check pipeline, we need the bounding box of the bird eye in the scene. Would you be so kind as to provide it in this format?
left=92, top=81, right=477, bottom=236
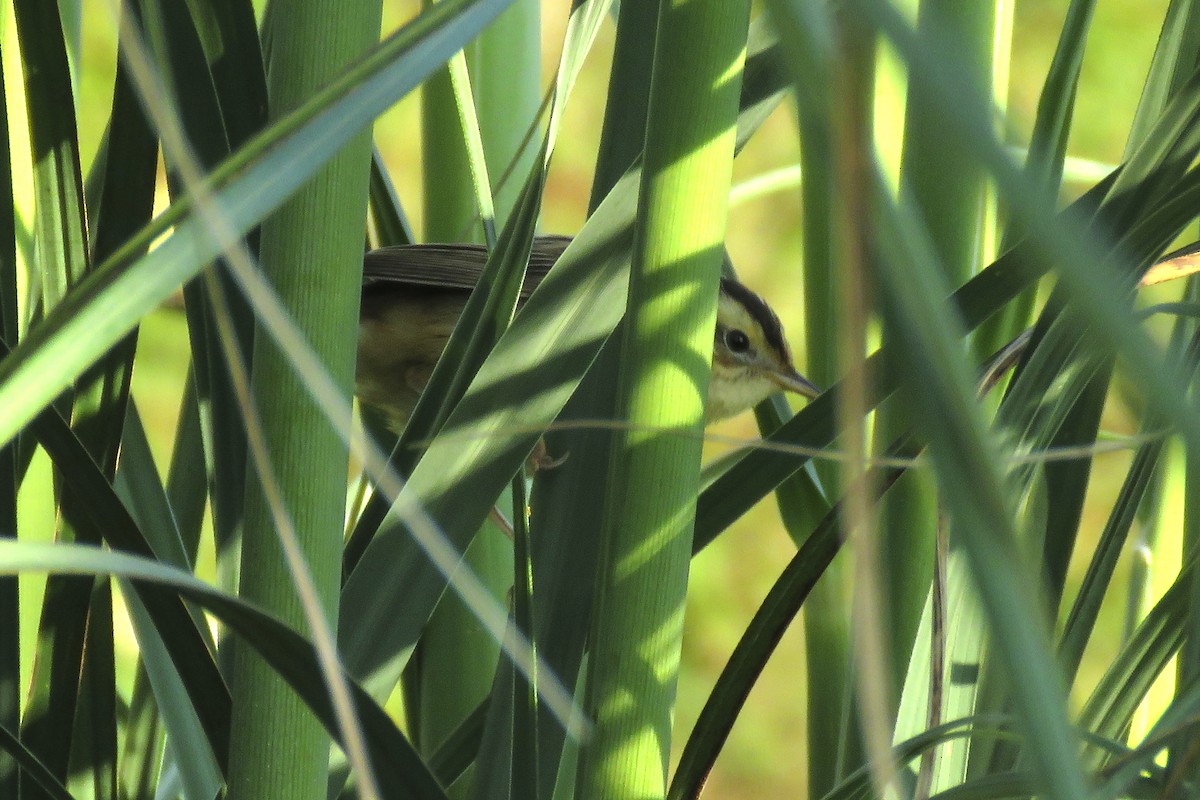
left=725, top=329, right=751, bottom=354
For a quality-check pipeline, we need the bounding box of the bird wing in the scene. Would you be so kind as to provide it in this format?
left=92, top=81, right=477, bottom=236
left=362, top=235, right=571, bottom=298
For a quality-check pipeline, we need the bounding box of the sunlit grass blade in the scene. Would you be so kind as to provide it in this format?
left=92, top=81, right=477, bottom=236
left=895, top=549, right=991, bottom=793
left=511, top=2, right=665, bottom=793
left=578, top=0, right=751, bottom=788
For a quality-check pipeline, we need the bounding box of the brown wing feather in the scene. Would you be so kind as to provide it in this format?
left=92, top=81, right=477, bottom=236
left=361, top=234, right=571, bottom=298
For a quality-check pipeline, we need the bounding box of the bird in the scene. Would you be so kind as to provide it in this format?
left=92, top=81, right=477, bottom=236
left=356, top=234, right=820, bottom=428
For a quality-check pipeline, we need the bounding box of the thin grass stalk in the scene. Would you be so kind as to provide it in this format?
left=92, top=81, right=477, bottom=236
left=778, top=2, right=860, bottom=792
left=577, top=0, right=750, bottom=796
left=223, top=3, right=381, bottom=799
left=60, top=11, right=159, bottom=797
left=407, top=32, right=488, bottom=756
left=879, top=0, right=1001, bottom=708
left=136, top=0, right=260, bottom=678
left=519, top=2, right=652, bottom=795
left=761, top=3, right=856, bottom=794
left=831, top=11, right=897, bottom=797
left=414, top=1, right=540, bottom=773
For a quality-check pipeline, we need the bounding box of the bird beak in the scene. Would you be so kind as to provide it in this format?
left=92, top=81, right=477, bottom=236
left=773, top=368, right=821, bottom=400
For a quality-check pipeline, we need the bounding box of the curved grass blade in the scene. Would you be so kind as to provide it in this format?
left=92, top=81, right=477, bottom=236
left=1126, top=0, right=1200, bottom=153
left=124, top=590, right=222, bottom=800
left=668, top=440, right=914, bottom=800
left=0, top=0, right=517, bottom=452
left=19, top=388, right=231, bottom=767
left=0, top=542, right=450, bottom=800
left=869, top=156, right=1090, bottom=800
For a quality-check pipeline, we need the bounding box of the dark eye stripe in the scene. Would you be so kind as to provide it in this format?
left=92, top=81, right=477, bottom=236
left=719, top=277, right=789, bottom=359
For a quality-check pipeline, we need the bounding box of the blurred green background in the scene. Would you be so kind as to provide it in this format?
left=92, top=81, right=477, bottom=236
left=8, top=1, right=1179, bottom=796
